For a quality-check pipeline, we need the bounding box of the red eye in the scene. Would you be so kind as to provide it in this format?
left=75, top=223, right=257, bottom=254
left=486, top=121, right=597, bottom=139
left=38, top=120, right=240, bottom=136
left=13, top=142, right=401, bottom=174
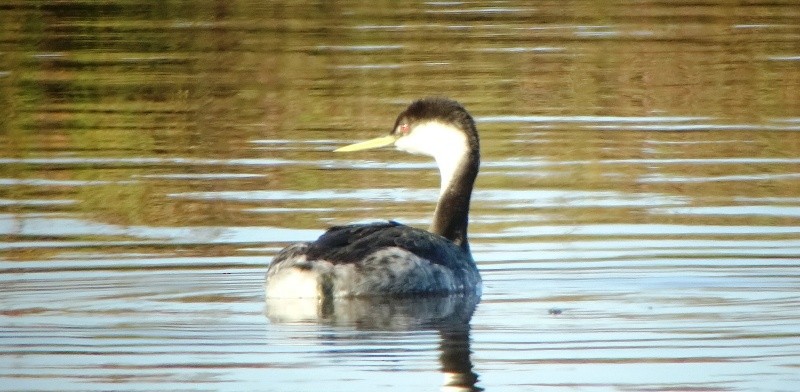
left=399, top=123, right=410, bottom=135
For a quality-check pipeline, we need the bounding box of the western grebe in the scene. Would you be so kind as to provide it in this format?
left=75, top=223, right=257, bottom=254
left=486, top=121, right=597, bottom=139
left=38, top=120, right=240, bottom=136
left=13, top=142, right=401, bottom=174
left=265, top=97, right=480, bottom=298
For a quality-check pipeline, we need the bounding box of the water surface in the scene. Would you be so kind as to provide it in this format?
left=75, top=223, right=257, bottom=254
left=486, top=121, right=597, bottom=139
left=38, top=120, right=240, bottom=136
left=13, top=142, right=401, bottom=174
left=2, top=1, right=800, bottom=391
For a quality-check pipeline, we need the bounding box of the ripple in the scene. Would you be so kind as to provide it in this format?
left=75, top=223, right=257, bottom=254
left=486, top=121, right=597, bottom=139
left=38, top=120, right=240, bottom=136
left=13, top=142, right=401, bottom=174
left=651, top=206, right=800, bottom=218
left=478, top=115, right=711, bottom=124
left=0, top=213, right=319, bottom=248
left=314, top=45, right=404, bottom=52
left=641, top=172, right=800, bottom=183
left=484, top=224, right=800, bottom=238
left=0, top=199, right=76, bottom=206
left=170, top=188, right=689, bottom=209
left=0, top=157, right=292, bottom=167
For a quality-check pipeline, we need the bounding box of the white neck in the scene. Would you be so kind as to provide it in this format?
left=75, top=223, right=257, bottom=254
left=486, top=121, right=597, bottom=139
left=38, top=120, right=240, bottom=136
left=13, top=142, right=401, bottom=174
left=393, top=121, right=470, bottom=195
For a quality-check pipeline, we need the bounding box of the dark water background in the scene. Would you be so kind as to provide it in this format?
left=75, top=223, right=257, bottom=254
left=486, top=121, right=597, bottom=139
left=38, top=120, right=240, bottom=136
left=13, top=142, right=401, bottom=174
left=2, top=1, right=800, bottom=391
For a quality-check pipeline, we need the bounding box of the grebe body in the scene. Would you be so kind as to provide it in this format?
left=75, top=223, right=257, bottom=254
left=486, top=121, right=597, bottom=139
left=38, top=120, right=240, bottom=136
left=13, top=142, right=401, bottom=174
left=265, top=98, right=480, bottom=298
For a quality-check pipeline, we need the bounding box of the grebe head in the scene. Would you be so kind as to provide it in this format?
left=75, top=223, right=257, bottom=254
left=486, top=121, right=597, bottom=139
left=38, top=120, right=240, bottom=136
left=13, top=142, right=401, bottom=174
left=335, top=98, right=479, bottom=194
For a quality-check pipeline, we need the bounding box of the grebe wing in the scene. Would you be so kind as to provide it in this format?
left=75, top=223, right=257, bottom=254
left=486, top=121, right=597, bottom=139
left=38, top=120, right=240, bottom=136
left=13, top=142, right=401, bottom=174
left=305, top=221, right=465, bottom=268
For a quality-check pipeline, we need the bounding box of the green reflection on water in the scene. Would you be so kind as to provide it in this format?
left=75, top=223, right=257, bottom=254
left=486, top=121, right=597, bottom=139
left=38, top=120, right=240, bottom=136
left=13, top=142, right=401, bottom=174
left=0, top=0, right=798, bottom=231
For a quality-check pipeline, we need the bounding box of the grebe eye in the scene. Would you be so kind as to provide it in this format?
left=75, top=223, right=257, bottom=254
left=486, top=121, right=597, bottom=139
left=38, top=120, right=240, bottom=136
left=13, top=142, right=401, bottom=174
left=399, top=123, right=410, bottom=135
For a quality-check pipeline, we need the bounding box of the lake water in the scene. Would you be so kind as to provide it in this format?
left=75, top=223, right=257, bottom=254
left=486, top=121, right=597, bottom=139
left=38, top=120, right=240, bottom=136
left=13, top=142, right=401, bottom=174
left=2, top=1, right=800, bottom=391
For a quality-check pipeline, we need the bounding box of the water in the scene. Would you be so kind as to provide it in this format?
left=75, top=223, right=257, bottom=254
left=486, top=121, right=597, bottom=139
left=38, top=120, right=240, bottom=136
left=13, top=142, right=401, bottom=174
left=2, top=1, right=800, bottom=391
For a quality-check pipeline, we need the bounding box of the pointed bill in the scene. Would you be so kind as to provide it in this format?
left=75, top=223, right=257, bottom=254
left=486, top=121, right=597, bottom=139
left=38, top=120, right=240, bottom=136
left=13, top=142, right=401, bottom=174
left=334, top=135, right=397, bottom=152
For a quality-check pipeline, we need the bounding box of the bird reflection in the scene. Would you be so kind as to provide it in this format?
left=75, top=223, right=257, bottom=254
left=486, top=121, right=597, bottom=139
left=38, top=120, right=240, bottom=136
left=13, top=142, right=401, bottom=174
left=267, top=294, right=482, bottom=391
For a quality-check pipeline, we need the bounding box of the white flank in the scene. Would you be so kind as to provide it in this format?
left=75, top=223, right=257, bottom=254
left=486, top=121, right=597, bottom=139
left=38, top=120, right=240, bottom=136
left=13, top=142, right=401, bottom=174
left=265, top=268, right=320, bottom=298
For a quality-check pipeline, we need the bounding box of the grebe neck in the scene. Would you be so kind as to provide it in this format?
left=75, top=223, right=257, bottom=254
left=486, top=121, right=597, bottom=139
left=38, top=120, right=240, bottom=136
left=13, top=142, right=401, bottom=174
left=429, top=148, right=479, bottom=252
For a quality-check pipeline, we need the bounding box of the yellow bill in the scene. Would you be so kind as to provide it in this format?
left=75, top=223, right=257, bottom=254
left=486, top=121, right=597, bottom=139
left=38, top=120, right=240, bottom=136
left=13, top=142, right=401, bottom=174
left=334, top=135, right=397, bottom=152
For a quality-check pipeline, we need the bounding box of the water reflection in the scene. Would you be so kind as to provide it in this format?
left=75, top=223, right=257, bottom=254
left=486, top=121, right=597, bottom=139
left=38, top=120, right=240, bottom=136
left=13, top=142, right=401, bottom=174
left=267, top=294, right=481, bottom=391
